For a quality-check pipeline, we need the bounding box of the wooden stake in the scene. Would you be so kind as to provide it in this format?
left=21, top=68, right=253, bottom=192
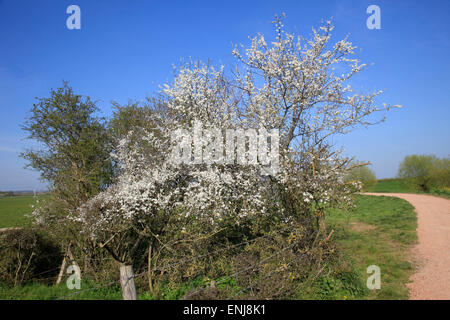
left=119, top=264, right=137, bottom=300
left=55, top=255, right=67, bottom=285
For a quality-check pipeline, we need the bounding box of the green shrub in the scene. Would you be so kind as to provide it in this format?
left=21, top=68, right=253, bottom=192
left=347, top=163, right=377, bottom=191
left=398, top=154, right=450, bottom=192
left=0, top=228, right=62, bottom=287
left=430, top=157, right=450, bottom=189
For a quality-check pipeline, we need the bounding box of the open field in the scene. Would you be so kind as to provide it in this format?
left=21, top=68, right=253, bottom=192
left=0, top=194, right=418, bottom=300
left=0, top=195, right=48, bottom=228
left=368, top=179, right=416, bottom=193
left=369, top=178, right=450, bottom=199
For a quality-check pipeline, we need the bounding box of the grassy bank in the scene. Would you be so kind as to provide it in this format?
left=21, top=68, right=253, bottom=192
left=368, top=178, right=450, bottom=199
left=368, top=179, right=415, bottom=193
left=0, top=281, right=122, bottom=300
left=324, top=194, right=417, bottom=299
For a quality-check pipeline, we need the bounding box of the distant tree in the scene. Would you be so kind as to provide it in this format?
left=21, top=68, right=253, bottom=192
left=347, top=162, right=377, bottom=191
left=430, top=156, right=450, bottom=189
left=398, top=155, right=439, bottom=192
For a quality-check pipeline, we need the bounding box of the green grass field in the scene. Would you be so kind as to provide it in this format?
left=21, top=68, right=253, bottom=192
left=325, top=194, right=417, bottom=299
left=0, top=195, right=47, bottom=228
left=369, top=178, right=450, bottom=199
left=368, top=179, right=416, bottom=193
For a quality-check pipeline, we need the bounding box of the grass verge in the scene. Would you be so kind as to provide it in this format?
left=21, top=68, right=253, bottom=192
left=0, top=281, right=122, bottom=300
left=324, top=194, right=417, bottom=299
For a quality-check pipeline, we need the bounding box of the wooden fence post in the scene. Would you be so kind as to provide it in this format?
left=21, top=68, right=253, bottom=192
left=55, top=255, right=67, bottom=285
left=56, top=244, right=79, bottom=285
left=119, top=264, right=137, bottom=300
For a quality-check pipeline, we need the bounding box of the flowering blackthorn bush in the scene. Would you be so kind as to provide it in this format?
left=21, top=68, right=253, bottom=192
left=31, top=16, right=397, bottom=295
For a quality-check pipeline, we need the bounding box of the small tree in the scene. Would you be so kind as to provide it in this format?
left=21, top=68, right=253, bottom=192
left=398, top=155, right=438, bottom=192
left=398, top=154, right=450, bottom=192
left=21, top=82, right=114, bottom=274
left=430, top=156, right=450, bottom=189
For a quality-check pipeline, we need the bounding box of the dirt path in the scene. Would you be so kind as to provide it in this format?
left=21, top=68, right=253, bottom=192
left=364, top=193, right=450, bottom=300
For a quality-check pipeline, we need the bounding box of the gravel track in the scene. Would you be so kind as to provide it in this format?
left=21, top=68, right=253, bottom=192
left=365, top=193, right=450, bottom=300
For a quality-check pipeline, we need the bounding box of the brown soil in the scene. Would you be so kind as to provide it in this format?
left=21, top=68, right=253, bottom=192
left=350, top=221, right=376, bottom=232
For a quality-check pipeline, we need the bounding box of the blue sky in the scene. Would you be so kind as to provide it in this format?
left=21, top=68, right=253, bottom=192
left=0, top=0, right=449, bottom=190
